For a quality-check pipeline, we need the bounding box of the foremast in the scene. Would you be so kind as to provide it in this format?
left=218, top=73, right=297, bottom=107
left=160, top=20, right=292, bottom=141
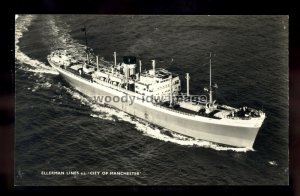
left=209, top=52, right=213, bottom=105
left=204, top=52, right=218, bottom=113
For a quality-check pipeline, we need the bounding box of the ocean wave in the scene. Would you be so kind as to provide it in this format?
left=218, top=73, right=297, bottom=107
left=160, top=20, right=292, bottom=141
left=90, top=114, right=116, bottom=122
left=268, top=161, right=278, bottom=166
left=30, top=81, right=52, bottom=92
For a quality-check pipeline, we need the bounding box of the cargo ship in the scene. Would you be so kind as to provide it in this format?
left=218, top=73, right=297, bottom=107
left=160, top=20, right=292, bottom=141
left=47, top=29, right=266, bottom=148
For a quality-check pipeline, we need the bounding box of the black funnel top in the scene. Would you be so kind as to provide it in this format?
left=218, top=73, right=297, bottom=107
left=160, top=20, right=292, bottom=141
left=123, top=56, right=136, bottom=64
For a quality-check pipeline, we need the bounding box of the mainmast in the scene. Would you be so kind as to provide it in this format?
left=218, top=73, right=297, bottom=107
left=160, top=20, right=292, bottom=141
left=209, top=52, right=213, bottom=105
left=82, top=25, right=89, bottom=63
left=83, top=24, right=88, bottom=47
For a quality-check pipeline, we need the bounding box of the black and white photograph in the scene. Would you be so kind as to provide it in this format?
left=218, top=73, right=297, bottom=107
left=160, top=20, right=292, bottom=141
left=15, top=15, right=288, bottom=186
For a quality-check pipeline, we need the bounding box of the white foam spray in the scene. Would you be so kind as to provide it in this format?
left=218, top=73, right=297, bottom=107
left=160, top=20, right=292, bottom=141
left=268, top=161, right=278, bottom=166
left=15, top=15, right=58, bottom=75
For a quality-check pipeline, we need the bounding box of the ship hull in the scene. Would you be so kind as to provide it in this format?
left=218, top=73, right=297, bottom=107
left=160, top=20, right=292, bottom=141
left=51, top=64, right=261, bottom=148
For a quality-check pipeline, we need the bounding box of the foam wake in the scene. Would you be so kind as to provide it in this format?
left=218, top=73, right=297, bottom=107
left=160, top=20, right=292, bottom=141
left=15, top=15, right=58, bottom=75
left=46, top=17, right=87, bottom=58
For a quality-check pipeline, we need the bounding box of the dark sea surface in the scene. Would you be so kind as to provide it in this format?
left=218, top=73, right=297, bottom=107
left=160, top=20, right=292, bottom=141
left=15, top=15, right=289, bottom=185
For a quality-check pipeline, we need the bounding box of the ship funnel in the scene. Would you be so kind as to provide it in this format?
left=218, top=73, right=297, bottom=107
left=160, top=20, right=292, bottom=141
left=114, top=52, right=117, bottom=67
left=186, top=73, right=190, bottom=96
left=123, top=56, right=137, bottom=76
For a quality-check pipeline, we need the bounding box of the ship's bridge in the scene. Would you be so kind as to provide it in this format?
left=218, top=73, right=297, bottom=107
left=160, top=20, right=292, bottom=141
left=135, top=68, right=181, bottom=99
left=140, top=68, right=179, bottom=84
left=141, top=68, right=177, bottom=78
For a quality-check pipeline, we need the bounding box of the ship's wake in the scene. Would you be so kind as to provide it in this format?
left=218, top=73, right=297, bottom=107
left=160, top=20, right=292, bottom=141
left=46, top=17, right=88, bottom=61
left=15, top=15, right=59, bottom=75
